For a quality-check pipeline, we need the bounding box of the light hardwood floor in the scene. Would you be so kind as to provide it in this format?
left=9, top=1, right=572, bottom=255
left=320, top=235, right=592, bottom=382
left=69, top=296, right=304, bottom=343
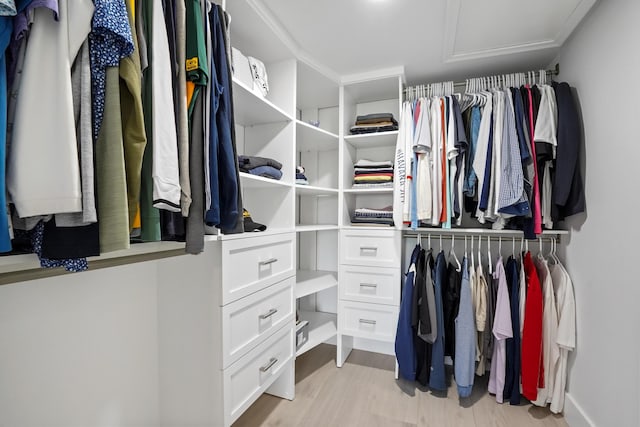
left=233, top=344, right=568, bottom=427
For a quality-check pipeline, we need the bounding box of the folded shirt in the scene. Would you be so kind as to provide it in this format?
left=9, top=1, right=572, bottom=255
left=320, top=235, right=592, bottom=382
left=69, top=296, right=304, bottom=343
left=350, top=125, right=399, bottom=135
left=350, top=217, right=394, bottom=226
left=355, top=113, right=396, bottom=125
left=354, top=176, right=393, bottom=183
left=247, top=165, right=283, bottom=180
left=351, top=182, right=393, bottom=189
left=238, top=155, right=282, bottom=171
left=353, top=172, right=393, bottom=178
left=354, top=159, right=393, bottom=168
left=354, top=168, right=393, bottom=175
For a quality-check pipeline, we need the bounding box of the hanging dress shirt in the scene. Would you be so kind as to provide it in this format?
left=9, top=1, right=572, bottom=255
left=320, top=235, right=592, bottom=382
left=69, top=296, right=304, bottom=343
left=503, top=255, right=522, bottom=405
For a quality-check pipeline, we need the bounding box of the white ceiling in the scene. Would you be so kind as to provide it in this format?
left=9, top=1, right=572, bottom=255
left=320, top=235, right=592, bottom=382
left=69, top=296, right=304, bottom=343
left=227, top=0, right=597, bottom=86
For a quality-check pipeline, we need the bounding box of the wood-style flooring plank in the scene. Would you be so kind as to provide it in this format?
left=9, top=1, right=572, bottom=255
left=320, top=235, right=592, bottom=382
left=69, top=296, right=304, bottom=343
left=233, top=345, right=567, bottom=427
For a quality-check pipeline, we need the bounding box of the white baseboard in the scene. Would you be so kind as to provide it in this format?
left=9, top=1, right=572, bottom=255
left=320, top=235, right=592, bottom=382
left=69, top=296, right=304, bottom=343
left=564, top=393, right=596, bottom=427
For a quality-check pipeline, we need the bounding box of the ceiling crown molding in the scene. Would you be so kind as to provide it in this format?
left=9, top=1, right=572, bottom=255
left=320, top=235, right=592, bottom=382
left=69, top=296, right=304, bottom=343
left=247, top=0, right=342, bottom=83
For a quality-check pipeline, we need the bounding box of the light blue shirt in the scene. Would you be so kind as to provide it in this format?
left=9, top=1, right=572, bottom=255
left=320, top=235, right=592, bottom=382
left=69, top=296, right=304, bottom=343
left=455, top=257, right=476, bottom=397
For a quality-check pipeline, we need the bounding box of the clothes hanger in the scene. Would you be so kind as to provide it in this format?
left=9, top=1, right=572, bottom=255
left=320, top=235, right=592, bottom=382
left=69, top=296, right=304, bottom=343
left=450, top=235, right=461, bottom=272
left=488, top=235, right=493, bottom=274
left=428, top=233, right=431, bottom=250
left=439, top=234, right=443, bottom=252
left=512, top=236, right=516, bottom=257
left=470, top=235, right=475, bottom=271
left=417, top=232, right=422, bottom=247
left=498, top=236, right=502, bottom=259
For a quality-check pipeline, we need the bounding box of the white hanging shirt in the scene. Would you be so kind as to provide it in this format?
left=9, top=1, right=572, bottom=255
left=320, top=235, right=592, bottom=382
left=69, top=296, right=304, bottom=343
left=8, top=1, right=94, bottom=217
left=430, top=98, right=443, bottom=226
left=549, top=262, right=576, bottom=414
left=414, top=98, right=432, bottom=222
left=393, top=102, right=412, bottom=228
left=152, top=0, right=181, bottom=212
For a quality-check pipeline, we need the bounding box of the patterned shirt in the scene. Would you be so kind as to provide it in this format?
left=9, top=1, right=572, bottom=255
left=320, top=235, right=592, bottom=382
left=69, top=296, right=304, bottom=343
left=89, top=0, right=133, bottom=139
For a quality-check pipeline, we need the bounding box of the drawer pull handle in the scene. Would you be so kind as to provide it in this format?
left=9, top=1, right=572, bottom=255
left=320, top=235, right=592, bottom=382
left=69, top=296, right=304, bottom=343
left=359, top=283, right=378, bottom=289
left=260, top=357, right=278, bottom=373
left=259, top=258, right=278, bottom=266
left=359, top=318, right=377, bottom=325
left=360, top=246, right=378, bottom=252
left=259, top=308, right=278, bottom=319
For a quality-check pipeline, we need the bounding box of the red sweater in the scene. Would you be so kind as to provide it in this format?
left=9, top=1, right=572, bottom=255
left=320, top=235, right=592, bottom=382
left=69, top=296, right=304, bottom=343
left=521, top=252, right=543, bottom=401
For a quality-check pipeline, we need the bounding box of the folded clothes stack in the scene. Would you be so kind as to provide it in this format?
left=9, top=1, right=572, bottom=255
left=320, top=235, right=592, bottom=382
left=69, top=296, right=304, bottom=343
left=351, top=206, right=394, bottom=226
left=349, top=113, right=398, bottom=135
left=352, top=159, right=393, bottom=189
left=238, top=155, right=283, bottom=180
left=295, top=166, right=309, bottom=185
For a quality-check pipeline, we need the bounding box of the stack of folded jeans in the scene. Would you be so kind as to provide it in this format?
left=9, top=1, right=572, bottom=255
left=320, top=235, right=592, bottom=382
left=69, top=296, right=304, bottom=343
left=349, top=113, right=398, bottom=135
left=238, top=155, right=283, bottom=180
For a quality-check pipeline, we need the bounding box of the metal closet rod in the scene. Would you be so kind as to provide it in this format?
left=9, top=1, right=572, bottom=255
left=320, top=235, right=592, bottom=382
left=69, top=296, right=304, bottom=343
left=403, top=230, right=565, bottom=243
left=404, top=63, right=560, bottom=93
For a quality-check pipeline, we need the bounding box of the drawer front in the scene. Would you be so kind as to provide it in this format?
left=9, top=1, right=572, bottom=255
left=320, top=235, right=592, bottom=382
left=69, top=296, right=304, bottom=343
left=222, top=233, right=295, bottom=304
left=339, top=300, right=399, bottom=342
left=221, top=277, right=295, bottom=369
left=340, top=229, right=400, bottom=268
left=339, top=265, right=400, bottom=306
left=224, top=324, right=293, bottom=426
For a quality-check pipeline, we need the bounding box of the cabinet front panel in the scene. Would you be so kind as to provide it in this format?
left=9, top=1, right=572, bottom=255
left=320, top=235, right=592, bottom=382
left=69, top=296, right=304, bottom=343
left=222, top=233, right=295, bottom=304
left=223, top=325, right=294, bottom=426
left=222, top=277, right=295, bottom=369
left=338, top=300, right=399, bottom=342
left=340, top=230, right=400, bottom=267
left=339, top=265, right=400, bottom=306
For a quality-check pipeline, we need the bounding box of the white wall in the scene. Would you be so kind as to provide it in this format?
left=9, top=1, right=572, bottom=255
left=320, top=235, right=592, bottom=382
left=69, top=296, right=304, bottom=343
left=555, top=1, right=640, bottom=426
left=0, top=263, right=160, bottom=427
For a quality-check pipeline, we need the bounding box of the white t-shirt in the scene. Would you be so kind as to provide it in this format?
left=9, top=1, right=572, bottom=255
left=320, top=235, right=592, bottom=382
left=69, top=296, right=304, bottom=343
left=549, top=262, right=576, bottom=414
left=393, top=102, right=412, bottom=228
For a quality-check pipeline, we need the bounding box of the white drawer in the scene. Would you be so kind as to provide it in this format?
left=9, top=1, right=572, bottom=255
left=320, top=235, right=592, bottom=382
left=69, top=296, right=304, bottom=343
left=339, top=265, right=400, bottom=306
left=339, top=300, right=399, bottom=342
left=224, top=324, right=293, bottom=426
left=340, top=229, right=400, bottom=268
left=221, top=277, right=294, bottom=369
left=222, top=233, right=295, bottom=304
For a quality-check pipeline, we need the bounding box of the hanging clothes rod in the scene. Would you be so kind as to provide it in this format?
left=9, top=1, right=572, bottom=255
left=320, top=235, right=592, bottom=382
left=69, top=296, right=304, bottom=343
left=402, top=228, right=567, bottom=242
left=404, top=64, right=560, bottom=94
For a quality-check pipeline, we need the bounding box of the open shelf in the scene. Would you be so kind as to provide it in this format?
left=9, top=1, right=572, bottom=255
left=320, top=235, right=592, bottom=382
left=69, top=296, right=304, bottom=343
left=295, top=185, right=339, bottom=196
left=296, top=311, right=337, bottom=357
left=343, top=131, right=399, bottom=148
left=233, top=78, right=293, bottom=126
left=295, top=225, right=339, bottom=233
left=296, top=270, right=338, bottom=298
left=239, top=172, right=292, bottom=189
left=296, top=120, right=339, bottom=152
